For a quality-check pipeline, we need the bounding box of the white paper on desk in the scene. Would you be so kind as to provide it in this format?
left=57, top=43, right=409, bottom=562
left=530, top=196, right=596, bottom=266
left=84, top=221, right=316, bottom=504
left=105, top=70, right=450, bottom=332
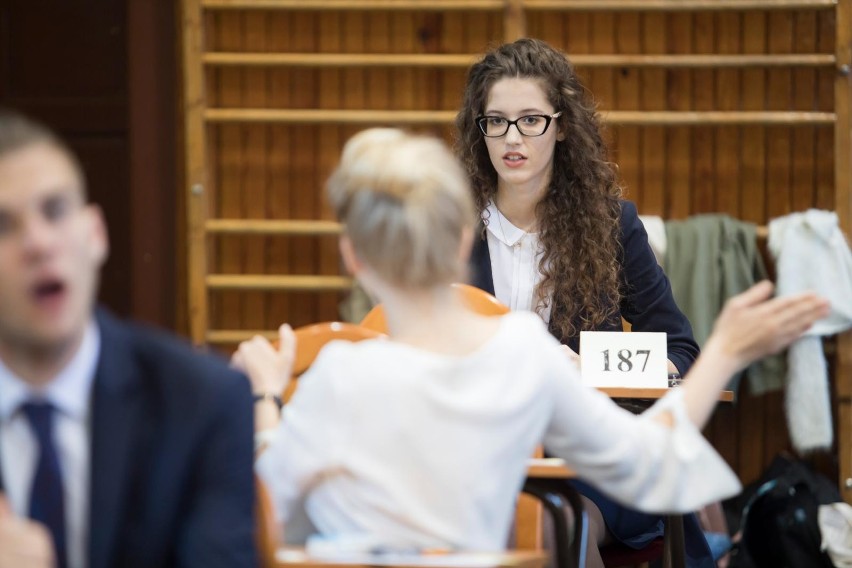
left=579, top=331, right=668, bottom=388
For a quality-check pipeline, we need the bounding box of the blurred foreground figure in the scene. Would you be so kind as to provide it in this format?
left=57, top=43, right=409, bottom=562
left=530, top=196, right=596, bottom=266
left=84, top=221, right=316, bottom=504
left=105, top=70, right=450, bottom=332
left=0, top=109, right=258, bottom=568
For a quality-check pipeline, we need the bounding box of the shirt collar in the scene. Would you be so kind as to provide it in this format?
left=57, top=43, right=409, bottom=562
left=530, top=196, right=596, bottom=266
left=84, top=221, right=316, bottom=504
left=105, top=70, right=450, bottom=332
left=485, top=201, right=528, bottom=247
left=0, top=321, right=101, bottom=422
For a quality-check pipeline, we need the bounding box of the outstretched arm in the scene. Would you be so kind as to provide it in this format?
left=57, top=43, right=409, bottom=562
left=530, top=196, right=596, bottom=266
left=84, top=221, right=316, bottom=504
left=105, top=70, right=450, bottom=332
left=676, top=280, right=829, bottom=430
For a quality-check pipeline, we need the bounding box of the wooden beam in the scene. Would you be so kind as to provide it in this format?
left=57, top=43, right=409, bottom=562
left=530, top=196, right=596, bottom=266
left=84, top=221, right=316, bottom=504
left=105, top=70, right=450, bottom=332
left=206, top=219, right=343, bottom=235
left=180, top=0, right=209, bottom=346
left=503, top=0, right=526, bottom=42
left=203, top=52, right=836, bottom=68
left=207, top=274, right=354, bottom=291
left=835, top=0, right=852, bottom=506
left=524, top=0, right=836, bottom=11
left=205, top=108, right=457, bottom=124
left=205, top=108, right=837, bottom=125
left=207, top=329, right=279, bottom=343
left=204, top=52, right=479, bottom=67
left=203, top=0, right=503, bottom=10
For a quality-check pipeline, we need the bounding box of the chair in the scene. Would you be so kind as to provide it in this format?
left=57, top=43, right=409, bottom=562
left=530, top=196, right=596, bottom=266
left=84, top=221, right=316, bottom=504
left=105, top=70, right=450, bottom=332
left=282, top=321, right=386, bottom=402
left=359, top=283, right=509, bottom=333
left=256, top=475, right=280, bottom=568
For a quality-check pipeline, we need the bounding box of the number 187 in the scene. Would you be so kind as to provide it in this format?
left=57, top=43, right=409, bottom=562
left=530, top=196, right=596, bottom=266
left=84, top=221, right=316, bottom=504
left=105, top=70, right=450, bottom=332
left=601, top=349, right=651, bottom=372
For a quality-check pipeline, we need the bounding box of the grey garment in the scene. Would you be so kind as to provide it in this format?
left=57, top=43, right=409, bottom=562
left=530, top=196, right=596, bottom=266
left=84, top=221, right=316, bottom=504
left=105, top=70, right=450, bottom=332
left=664, top=215, right=783, bottom=394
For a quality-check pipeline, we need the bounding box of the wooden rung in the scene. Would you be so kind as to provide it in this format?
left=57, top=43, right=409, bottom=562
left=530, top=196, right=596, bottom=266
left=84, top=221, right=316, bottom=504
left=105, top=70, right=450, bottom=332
left=204, top=52, right=478, bottom=67
left=203, top=0, right=502, bottom=10
left=571, top=54, right=835, bottom=68
left=207, top=274, right=353, bottom=291
left=205, top=108, right=836, bottom=126
left=524, top=0, right=836, bottom=10
left=207, top=330, right=278, bottom=344
left=207, top=219, right=342, bottom=235
left=606, top=111, right=836, bottom=125
left=203, top=52, right=836, bottom=69
left=206, top=108, right=457, bottom=124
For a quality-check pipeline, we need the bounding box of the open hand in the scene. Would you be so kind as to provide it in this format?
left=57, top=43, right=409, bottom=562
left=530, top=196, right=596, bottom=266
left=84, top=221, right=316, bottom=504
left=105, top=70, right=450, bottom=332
left=0, top=494, right=55, bottom=568
left=705, top=280, right=830, bottom=372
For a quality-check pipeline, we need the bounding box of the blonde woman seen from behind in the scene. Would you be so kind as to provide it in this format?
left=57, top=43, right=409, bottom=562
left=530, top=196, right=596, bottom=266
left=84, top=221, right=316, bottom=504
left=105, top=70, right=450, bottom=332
left=234, top=128, right=828, bottom=555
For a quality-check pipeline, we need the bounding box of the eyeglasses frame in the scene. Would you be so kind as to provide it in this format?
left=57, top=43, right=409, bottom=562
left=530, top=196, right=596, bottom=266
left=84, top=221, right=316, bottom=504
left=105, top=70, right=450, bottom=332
left=475, top=112, right=563, bottom=138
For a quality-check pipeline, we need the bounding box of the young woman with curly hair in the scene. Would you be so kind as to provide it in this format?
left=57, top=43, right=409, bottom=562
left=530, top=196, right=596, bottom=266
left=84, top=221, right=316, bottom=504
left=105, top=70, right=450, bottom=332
left=455, top=38, right=709, bottom=566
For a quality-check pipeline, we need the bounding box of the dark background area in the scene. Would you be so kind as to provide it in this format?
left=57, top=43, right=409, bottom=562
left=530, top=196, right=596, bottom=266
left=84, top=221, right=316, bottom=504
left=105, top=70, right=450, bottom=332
left=0, top=0, right=179, bottom=331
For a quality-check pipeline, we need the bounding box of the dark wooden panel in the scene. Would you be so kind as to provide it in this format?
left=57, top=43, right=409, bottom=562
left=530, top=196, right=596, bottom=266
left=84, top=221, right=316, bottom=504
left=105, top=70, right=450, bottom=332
left=0, top=0, right=132, bottom=319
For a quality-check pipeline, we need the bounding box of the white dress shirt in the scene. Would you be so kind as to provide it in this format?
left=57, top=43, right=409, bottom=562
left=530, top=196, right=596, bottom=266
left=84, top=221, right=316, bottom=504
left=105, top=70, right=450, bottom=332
left=256, top=312, right=740, bottom=553
left=484, top=202, right=552, bottom=324
left=0, top=322, right=100, bottom=568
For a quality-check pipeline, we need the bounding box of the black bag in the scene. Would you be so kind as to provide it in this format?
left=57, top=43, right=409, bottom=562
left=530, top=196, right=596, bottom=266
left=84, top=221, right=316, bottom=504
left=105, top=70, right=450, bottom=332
left=737, top=454, right=841, bottom=568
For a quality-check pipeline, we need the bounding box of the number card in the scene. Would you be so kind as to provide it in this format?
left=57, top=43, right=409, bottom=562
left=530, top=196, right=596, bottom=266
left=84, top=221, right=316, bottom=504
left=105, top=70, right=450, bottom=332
left=579, top=331, right=668, bottom=388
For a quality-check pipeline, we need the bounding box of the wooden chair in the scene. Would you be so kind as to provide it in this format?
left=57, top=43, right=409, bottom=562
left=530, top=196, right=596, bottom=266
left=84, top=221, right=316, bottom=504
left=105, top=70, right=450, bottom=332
left=282, top=321, right=387, bottom=403
left=359, top=282, right=509, bottom=333
left=257, top=475, right=280, bottom=568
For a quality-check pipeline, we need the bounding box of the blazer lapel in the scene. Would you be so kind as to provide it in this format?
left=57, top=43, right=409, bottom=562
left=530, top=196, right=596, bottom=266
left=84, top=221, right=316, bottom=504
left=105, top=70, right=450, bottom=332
left=87, top=310, right=145, bottom=568
left=469, top=229, right=495, bottom=295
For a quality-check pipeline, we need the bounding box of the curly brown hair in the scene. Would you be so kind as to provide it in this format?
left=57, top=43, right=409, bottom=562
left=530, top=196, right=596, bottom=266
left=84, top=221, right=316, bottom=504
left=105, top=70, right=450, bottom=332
left=455, top=38, right=623, bottom=340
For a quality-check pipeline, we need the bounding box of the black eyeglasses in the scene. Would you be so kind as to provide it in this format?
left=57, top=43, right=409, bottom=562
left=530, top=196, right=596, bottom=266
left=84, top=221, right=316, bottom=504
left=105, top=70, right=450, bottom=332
left=475, top=112, right=562, bottom=137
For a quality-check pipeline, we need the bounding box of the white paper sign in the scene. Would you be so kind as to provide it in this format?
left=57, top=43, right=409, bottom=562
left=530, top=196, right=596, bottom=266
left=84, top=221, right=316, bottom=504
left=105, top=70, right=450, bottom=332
left=579, top=331, right=668, bottom=388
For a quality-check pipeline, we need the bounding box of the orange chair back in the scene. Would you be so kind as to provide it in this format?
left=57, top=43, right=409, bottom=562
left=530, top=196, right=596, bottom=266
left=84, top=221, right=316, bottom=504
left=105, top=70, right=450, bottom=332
left=360, top=283, right=509, bottom=333
left=281, top=322, right=386, bottom=402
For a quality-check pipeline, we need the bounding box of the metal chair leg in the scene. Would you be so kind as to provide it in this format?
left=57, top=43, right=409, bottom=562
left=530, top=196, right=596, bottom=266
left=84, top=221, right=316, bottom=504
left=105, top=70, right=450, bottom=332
left=523, top=479, right=588, bottom=568
left=663, top=514, right=685, bottom=568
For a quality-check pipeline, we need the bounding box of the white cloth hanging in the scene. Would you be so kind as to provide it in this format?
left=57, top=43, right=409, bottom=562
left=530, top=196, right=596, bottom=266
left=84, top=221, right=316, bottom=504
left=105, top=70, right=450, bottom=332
left=639, top=215, right=666, bottom=266
left=768, top=209, right=852, bottom=452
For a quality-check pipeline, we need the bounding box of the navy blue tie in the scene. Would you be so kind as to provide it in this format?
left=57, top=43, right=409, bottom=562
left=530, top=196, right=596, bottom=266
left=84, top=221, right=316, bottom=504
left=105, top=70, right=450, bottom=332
left=22, top=401, right=68, bottom=568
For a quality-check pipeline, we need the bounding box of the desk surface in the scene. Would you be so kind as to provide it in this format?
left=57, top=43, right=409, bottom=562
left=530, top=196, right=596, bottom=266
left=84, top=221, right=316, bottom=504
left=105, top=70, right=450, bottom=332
left=276, top=549, right=548, bottom=568
left=599, top=387, right=734, bottom=403
left=527, top=458, right=575, bottom=479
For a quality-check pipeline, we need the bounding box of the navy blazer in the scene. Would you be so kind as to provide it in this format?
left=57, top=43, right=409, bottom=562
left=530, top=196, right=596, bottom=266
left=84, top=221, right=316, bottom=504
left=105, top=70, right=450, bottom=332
left=470, top=200, right=699, bottom=374
left=0, top=309, right=258, bottom=568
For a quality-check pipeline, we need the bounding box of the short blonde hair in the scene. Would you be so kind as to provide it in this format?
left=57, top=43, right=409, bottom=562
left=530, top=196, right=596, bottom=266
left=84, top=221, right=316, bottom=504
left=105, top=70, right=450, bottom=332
left=327, top=128, right=475, bottom=289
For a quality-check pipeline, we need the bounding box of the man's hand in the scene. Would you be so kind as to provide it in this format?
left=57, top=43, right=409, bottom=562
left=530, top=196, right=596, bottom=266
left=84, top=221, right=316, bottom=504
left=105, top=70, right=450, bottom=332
left=0, top=494, right=55, bottom=568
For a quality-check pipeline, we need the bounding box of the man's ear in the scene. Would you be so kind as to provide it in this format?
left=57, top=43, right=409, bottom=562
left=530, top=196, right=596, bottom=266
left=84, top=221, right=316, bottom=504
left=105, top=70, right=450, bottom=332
left=86, top=204, right=109, bottom=267
left=338, top=235, right=362, bottom=276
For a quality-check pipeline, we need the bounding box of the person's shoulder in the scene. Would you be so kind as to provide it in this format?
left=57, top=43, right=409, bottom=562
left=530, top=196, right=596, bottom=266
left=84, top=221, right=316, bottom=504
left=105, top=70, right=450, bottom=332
left=96, top=308, right=247, bottom=394
left=617, top=199, right=639, bottom=222
left=311, top=337, right=390, bottom=372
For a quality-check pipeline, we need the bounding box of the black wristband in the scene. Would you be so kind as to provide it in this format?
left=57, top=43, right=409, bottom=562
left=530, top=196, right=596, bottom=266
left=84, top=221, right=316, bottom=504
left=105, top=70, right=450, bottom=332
left=253, top=392, right=283, bottom=409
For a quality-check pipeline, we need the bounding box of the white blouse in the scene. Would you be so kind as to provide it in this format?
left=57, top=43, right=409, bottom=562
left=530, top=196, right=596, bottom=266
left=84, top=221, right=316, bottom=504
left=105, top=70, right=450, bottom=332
left=484, top=202, right=551, bottom=324
left=256, top=312, right=740, bottom=554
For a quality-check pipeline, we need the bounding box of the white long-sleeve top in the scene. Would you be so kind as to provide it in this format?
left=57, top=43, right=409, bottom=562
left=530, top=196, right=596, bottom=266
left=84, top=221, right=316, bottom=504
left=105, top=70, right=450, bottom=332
left=256, top=312, right=739, bottom=553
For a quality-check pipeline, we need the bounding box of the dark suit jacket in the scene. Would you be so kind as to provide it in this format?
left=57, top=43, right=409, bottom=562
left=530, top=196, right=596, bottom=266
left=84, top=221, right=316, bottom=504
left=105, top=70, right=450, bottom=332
left=1, top=309, right=258, bottom=568
left=470, top=200, right=700, bottom=374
